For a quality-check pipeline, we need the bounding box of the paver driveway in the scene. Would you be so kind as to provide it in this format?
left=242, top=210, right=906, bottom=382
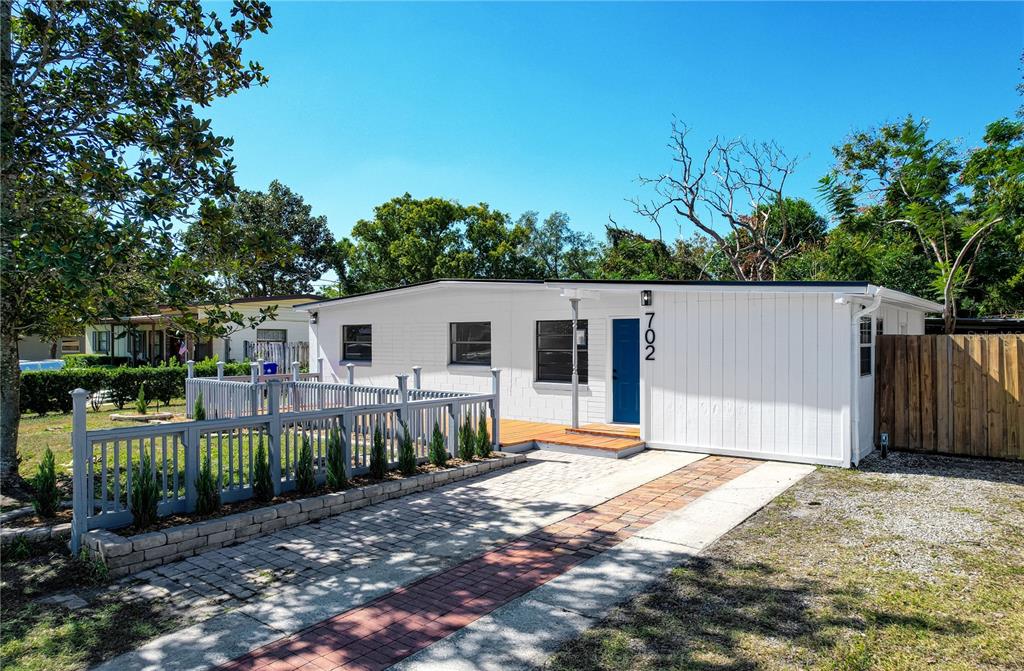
left=101, top=448, right=712, bottom=667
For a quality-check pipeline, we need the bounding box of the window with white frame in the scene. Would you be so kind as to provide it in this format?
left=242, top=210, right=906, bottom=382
left=450, top=322, right=491, bottom=365
left=342, top=324, right=372, bottom=362
left=859, top=317, right=873, bottom=376
left=257, top=328, right=287, bottom=343
left=60, top=337, right=81, bottom=354
left=536, top=320, right=588, bottom=383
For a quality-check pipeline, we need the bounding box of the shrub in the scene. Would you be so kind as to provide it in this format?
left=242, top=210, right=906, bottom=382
left=326, top=429, right=348, bottom=490
left=135, top=382, right=147, bottom=415
left=429, top=422, right=448, bottom=467
left=131, top=454, right=160, bottom=528
left=32, top=448, right=61, bottom=518
left=253, top=442, right=274, bottom=502
left=194, top=455, right=220, bottom=515
left=397, top=421, right=417, bottom=476
left=193, top=390, right=206, bottom=421
left=63, top=353, right=131, bottom=368
left=295, top=439, right=316, bottom=493
left=458, top=414, right=475, bottom=461
left=369, top=427, right=387, bottom=479
left=476, top=409, right=491, bottom=458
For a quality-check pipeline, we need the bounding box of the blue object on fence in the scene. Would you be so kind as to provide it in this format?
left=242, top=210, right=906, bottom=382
left=263, top=362, right=278, bottom=375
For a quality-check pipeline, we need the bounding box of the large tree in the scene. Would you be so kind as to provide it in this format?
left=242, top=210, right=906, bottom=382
left=333, top=194, right=538, bottom=295
left=517, top=211, right=599, bottom=279
left=633, top=122, right=806, bottom=281
left=0, top=0, right=272, bottom=488
left=183, top=180, right=335, bottom=296
left=596, top=226, right=703, bottom=280
left=819, top=115, right=1023, bottom=331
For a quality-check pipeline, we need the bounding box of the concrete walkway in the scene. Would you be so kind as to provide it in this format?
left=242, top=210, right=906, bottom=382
left=94, top=451, right=813, bottom=671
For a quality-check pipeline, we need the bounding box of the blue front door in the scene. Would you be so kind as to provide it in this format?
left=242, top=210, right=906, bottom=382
left=612, top=318, right=640, bottom=424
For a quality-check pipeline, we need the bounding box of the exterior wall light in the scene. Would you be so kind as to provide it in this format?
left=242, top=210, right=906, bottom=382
left=641, top=290, right=652, bottom=306
left=310, top=312, right=318, bottom=325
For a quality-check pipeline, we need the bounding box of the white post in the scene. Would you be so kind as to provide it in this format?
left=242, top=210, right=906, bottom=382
left=267, top=379, right=282, bottom=495
left=397, top=374, right=409, bottom=424
left=70, top=388, right=89, bottom=554
left=446, top=402, right=458, bottom=458
left=291, top=361, right=300, bottom=382
left=346, top=363, right=355, bottom=385
left=490, top=368, right=501, bottom=450
left=412, top=366, right=422, bottom=390
left=216, top=361, right=224, bottom=380
left=187, top=359, right=195, bottom=379
left=257, top=358, right=265, bottom=377
left=250, top=362, right=259, bottom=385
left=570, top=297, right=580, bottom=429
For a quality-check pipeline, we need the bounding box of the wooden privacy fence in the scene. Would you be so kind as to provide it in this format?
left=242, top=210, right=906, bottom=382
left=875, top=334, right=1024, bottom=460
left=69, top=370, right=502, bottom=552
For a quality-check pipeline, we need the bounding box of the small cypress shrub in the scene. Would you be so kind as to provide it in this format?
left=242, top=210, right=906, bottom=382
left=397, top=421, right=416, bottom=476
left=253, top=442, right=274, bottom=502
left=135, top=382, right=147, bottom=415
left=369, top=427, right=386, bottom=480
left=32, top=448, right=61, bottom=518
left=326, top=429, right=348, bottom=490
left=131, top=453, right=160, bottom=528
left=295, top=439, right=316, bottom=493
left=476, top=409, right=491, bottom=458
left=458, top=414, right=475, bottom=461
left=194, top=455, right=220, bottom=515
left=429, top=422, right=448, bottom=467
left=193, top=390, right=206, bottom=421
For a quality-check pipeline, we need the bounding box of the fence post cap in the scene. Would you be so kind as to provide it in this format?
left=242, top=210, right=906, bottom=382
left=70, top=388, right=88, bottom=397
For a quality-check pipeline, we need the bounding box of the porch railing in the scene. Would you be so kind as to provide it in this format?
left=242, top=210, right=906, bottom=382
left=69, top=369, right=502, bottom=552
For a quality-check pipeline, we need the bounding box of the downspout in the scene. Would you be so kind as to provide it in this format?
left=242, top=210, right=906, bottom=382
left=848, top=288, right=884, bottom=467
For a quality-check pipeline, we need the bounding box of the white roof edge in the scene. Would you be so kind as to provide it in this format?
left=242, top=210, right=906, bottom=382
left=293, top=280, right=547, bottom=311
left=869, top=285, right=944, bottom=313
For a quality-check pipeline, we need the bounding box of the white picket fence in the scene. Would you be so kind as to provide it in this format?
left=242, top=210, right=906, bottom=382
left=242, top=341, right=309, bottom=373
left=69, top=369, right=502, bottom=552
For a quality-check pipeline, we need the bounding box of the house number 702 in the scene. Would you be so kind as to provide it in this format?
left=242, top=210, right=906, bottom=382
left=644, top=312, right=655, bottom=360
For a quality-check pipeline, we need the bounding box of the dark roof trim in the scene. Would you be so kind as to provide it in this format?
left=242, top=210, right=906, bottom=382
left=296, top=278, right=872, bottom=309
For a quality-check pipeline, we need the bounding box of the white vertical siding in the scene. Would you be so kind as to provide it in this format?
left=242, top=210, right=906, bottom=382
left=644, top=290, right=853, bottom=467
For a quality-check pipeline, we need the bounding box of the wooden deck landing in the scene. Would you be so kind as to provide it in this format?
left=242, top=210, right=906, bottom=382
left=495, top=419, right=644, bottom=456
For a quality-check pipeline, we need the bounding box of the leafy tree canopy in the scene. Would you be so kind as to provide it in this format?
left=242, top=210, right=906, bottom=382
left=183, top=180, right=335, bottom=296
left=0, top=0, right=272, bottom=486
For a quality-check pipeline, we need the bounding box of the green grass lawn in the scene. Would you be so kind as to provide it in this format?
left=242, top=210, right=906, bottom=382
left=16, top=400, right=188, bottom=482
left=546, top=454, right=1024, bottom=671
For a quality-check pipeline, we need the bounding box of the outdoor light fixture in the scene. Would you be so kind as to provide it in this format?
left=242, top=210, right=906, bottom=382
left=641, top=290, right=652, bottom=306
left=880, top=432, right=889, bottom=459
left=310, top=311, right=318, bottom=325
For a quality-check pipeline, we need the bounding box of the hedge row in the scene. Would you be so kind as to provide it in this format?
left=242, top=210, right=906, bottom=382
left=63, top=354, right=133, bottom=368
left=20, top=360, right=254, bottom=415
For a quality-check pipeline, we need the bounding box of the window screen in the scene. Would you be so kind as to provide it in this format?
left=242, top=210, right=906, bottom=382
left=859, top=317, right=873, bottom=376
left=257, top=328, right=287, bottom=342
left=536, top=320, right=588, bottom=383
left=450, top=322, right=491, bottom=365
left=342, top=324, right=372, bottom=362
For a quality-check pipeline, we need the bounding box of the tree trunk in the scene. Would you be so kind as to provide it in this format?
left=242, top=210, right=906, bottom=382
left=0, top=312, right=22, bottom=488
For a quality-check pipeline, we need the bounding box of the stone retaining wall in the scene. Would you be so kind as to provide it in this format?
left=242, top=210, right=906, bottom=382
left=82, top=454, right=526, bottom=578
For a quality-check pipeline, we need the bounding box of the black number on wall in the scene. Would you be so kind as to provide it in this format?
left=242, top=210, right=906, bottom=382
left=644, top=312, right=655, bottom=360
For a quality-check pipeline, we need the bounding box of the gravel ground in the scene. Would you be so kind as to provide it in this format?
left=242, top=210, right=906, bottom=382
left=547, top=451, right=1024, bottom=671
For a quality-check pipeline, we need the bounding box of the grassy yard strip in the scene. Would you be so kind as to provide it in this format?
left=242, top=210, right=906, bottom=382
left=546, top=454, right=1024, bottom=671
left=0, top=540, right=187, bottom=671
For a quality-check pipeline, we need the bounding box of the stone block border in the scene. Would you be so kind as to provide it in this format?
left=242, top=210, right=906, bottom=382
left=82, top=453, right=526, bottom=578
left=0, top=519, right=73, bottom=546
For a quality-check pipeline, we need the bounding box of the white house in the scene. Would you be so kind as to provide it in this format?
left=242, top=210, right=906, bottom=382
left=296, top=280, right=942, bottom=467
left=83, top=295, right=317, bottom=366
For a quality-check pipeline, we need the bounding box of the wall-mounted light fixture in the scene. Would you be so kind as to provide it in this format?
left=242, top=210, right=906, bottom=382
left=641, top=290, right=652, bottom=307
left=310, top=311, right=319, bottom=325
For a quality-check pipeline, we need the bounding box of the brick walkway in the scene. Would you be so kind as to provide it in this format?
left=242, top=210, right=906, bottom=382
left=99, top=451, right=689, bottom=630
left=218, top=456, right=757, bottom=671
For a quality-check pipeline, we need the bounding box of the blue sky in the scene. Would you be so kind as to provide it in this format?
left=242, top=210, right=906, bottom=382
left=209, top=1, right=1022, bottom=246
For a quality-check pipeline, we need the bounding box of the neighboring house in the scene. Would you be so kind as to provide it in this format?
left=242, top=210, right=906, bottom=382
left=297, top=279, right=942, bottom=467
left=83, top=295, right=317, bottom=366
left=18, top=334, right=85, bottom=361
